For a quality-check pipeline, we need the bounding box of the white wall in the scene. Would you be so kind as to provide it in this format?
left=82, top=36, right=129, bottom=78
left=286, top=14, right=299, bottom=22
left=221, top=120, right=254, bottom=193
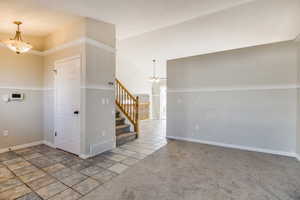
left=167, top=41, right=298, bottom=156
left=117, top=0, right=300, bottom=95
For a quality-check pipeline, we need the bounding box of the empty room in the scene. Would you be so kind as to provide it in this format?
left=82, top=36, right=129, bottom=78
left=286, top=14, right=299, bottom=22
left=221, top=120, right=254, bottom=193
left=0, top=0, right=300, bottom=199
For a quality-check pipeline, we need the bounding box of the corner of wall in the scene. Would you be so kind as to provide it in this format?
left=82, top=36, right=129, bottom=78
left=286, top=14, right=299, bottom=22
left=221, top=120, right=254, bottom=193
left=82, top=18, right=116, bottom=157
left=84, top=17, right=116, bottom=48
left=44, top=18, right=86, bottom=51
left=43, top=140, right=56, bottom=148
left=296, top=40, right=300, bottom=160
left=80, top=139, right=115, bottom=159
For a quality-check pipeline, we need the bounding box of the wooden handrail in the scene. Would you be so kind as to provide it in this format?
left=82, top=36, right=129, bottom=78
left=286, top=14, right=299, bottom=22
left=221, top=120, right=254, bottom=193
left=115, top=79, right=139, bottom=137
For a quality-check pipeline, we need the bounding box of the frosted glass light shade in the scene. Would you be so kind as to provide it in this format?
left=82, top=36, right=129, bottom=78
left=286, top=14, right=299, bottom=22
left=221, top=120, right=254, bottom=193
left=3, top=21, right=33, bottom=54
left=5, top=39, right=32, bottom=54
left=149, top=77, right=160, bottom=82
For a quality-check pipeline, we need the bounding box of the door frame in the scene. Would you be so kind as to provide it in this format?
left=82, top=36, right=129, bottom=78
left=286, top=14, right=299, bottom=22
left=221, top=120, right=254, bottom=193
left=53, top=55, right=81, bottom=154
left=160, top=85, right=167, bottom=120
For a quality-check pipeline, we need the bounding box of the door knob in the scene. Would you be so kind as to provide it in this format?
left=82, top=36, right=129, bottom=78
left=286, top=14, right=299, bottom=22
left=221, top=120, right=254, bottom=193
left=74, top=111, right=79, bottom=115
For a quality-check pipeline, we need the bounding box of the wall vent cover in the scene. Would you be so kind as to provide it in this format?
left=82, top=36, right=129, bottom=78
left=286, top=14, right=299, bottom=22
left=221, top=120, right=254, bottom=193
left=90, top=140, right=115, bottom=156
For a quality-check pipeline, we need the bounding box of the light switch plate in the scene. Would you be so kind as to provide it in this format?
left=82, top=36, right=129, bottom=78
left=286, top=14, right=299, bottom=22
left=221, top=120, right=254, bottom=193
left=2, top=95, right=9, bottom=102
left=3, top=130, right=8, bottom=136
left=102, top=130, right=106, bottom=136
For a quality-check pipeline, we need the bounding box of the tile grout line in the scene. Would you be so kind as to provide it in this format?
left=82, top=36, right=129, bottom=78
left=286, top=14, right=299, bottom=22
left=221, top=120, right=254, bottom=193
left=21, top=150, right=72, bottom=199
left=33, top=150, right=120, bottom=199
left=1, top=154, right=44, bottom=200
left=1, top=122, right=167, bottom=199
left=3, top=148, right=84, bottom=199
left=29, top=151, right=102, bottom=199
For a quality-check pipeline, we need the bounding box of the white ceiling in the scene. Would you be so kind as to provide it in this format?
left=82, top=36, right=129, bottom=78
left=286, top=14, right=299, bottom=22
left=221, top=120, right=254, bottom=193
left=0, top=0, right=81, bottom=37
left=0, top=0, right=255, bottom=39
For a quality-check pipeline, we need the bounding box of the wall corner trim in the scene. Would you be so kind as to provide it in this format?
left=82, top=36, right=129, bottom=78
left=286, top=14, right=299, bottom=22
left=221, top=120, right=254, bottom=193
left=43, top=37, right=116, bottom=56
left=168, top=84, right=300, bottom=93
left=166, top=136, right=297, bottom=158
left=0, top=86, right=45, bottom=91
left=0, top=37, right=116, bottom=56
left=0, top=141, right=43, bottom=154
left=81, top=84, right=114, bottom=90
left=84, top=38, right=116, bottom=53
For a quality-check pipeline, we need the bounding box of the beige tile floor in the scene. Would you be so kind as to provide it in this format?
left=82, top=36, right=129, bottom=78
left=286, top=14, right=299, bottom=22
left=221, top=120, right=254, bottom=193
left=0, top=120, right=167, bottom=200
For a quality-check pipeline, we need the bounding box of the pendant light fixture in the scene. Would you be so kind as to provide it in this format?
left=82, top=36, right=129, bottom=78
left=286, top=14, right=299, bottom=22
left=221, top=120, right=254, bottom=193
left=4, top=21, right=32, bottom=54
left=149, top=59, right=160, bottom=83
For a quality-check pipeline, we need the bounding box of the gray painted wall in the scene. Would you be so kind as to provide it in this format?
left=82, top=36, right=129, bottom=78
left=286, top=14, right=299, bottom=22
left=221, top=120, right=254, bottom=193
left=167, top=41, right=298, bottom=154
left=297, top=88, right=300, bottom=156
left=84, top=43, right=116, bottom=156
left=0, top=89, right=44, bottom=149
left=0, top=50, right=44, bottom=149
left=85, top=89, right=115, bottom=154
left=297, top=41, right=300, bottom=156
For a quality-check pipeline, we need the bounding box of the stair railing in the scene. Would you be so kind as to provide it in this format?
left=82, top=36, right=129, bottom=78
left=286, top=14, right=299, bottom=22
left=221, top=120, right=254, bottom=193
left=115, top=79, right=139, bottom=136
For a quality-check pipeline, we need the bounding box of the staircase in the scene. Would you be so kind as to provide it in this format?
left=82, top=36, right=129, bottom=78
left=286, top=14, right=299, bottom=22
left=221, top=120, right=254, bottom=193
left=115, top=110, right=137, bottom=146
left=115, top=79, right=140, bottom=146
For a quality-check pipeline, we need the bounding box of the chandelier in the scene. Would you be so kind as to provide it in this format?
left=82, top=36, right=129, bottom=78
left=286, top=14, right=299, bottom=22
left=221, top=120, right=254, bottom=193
left=149, top=59, right=167, bottom=83
left=4, top=21, right=32, bottom=54
left=149, top=59, right=160, bottom=82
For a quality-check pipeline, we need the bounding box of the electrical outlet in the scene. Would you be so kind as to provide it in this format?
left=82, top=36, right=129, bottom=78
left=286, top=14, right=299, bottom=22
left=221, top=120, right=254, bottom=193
left=177, top=98, right=182, bottom=104
left=3, top=130, right=8, bottom=136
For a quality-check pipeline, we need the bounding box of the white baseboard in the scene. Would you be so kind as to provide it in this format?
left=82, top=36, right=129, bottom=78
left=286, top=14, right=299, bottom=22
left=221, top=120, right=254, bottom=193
left=79, top=140, right=115, bottom=159
left=79, top=154, right=92, bottom=159
left=0, top=141, right=43, bottom=153
left=42, top=141, right=93, bottom=159
left=43, top=141, right=90, bottom=159
left=167, top=136, right=297, bottom=158
left=43, top=141, right=56, bottom=148
left=296, top=154, right=300, bottom=161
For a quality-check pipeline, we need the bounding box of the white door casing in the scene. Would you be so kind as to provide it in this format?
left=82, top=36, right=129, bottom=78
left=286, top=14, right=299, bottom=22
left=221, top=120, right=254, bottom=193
left=160, top=86, right=167, bottom=120
left=54, top=56, right=81, bottom=155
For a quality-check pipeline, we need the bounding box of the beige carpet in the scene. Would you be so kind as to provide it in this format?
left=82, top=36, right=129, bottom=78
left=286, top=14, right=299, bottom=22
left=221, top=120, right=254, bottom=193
left=83, top=140, right=300, bottom=200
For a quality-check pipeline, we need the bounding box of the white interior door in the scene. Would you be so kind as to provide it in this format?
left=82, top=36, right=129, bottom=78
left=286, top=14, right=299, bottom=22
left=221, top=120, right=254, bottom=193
left=55, top=57, right=81, bottom=155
